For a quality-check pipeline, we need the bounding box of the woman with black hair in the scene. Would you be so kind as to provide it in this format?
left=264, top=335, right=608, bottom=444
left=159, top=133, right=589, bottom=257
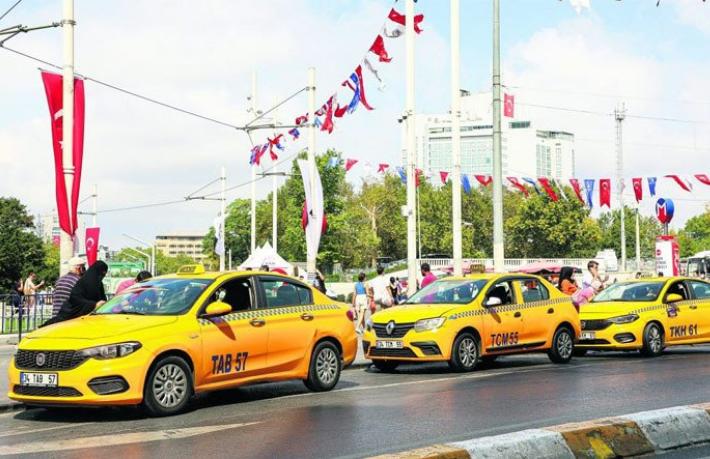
left=557, top=266, right=579, bottom=295
left=43, top=261, right=109, bottom=326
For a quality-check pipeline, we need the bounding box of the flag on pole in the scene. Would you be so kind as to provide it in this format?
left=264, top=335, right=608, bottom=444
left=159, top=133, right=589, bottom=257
left=319, top=95, right=336, bottom=134
left=342, top=65, right=375, bottom=113
left=267, top=134, right=284, bottom=160
left=378, top=163, right=389, bottom=173
left=345, top=158, right=358, bottom=172
left=584, top=179, right=595, bottom=208
left=387, top=8, right=424, bottom=34
left=363, top=58, right=385, bottom=91
left=632, top=177, right=643, bottom=203
left=213, top=215, right=225, bottom=257
left=538, top=178, right=559, bottom=202
left=288, top=128, right=300, bottom=140
left=415, top=168, right=423, bottom=187
left=369, top=35, right=393, bottom=63
left=522, top=177, right=541, bottom=195
left=295, top=114, right=308, bottom=125
left=599, top=178, right=611, bottom=208
left=85, top=227, right=100, bottom=266
left=665, top=174, right=692, bottom=192
left=569, top=179, right=585, bottom=204
left=396, top=166, right=406, bottom=184
left=439, top=171, right=449, bottom=184
left=507, top=177, right=529, bottom=197
left=475, top=175, right=492, bottom=187
left=298, top=160, right=325, bottom=265
left=504, top=93, right=515, bottom=118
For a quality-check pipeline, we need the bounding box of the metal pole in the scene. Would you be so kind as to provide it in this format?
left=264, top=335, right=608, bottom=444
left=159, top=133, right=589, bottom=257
left=59, top=0, right=75, bottom=275
left=615, top=104, right=626, bottom=272
left=492, top=0, right=504, bottom=273
left=417, top=185, right=421, bottom=259
left=250, top=71, right=258, bottom=254
left=635, top=207, right=641, bottom=271
left=92, top=184, right=97, bottom=227
left=272, top=167, right=278, bottom=252
left=405, top=0, right=418, bottom=295
left=151, top=244, right=156, bottom=276
left=219, top=166, right=226, bottom=272
left=307, top=67, right=317, bottom=275
left=451, top=0, right=463, bottom=276
left=228, top=249, right=232, bottom=270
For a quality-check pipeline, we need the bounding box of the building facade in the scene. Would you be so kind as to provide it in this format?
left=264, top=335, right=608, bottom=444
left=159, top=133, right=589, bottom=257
left=155, top=232, right=207, bottom=262
left=402, top=92, right=575, bottom=181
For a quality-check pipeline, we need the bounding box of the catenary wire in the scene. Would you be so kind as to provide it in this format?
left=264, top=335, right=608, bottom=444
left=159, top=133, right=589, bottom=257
left=0, top=0, right=24, bottom=23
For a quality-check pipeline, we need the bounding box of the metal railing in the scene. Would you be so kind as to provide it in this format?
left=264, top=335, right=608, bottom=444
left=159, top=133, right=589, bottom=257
left=416, top=258, right=657, bottom=273
left=0, top=293, right=56, bottom=339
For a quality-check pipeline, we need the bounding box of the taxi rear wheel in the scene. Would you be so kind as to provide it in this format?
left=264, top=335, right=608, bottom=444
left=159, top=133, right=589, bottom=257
left=304, top=341, right=342, bottom=392
left=448, top=332, right=479, bottom=372
left=143, top=356, right=193, bottom=417
left=640, top=323, right=664, bottom=357
left=548, top=326, right=574, bottom=364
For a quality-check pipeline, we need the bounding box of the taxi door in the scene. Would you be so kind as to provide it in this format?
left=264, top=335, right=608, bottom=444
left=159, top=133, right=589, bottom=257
left=256, top=276, right=317, bottom=372
left=512, top=278, right=554, bottom=348
left=481, top=279, right=524, bottom=354
left=198, top=276, right=268, bottom=386
left=662, top=280, right=699, bottom=344
left=688, top=280, right=710, bottom=340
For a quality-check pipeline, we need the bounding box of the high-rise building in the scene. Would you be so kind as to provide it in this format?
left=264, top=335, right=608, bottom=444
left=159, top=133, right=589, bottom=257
left=155, top=232, right=207, bottom=262
left=402, top=92, right=575, bottom=180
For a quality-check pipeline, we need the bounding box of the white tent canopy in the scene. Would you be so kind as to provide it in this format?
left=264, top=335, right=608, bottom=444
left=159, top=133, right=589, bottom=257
left=238, top=242, right=293, bottom=272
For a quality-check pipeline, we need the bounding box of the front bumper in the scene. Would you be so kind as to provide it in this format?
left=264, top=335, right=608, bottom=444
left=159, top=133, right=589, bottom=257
left=576, top=320, right=644, bottom=350
left=362, top=327, right=453, bottom=362
left=7, top=350, right=148, bottom=406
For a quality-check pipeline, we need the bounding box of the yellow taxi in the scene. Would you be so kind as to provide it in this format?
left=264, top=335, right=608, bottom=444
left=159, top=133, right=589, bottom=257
left=362, top=274, right=581, bottom=372
left=8, top=266, right=357, bottom=416
left=577, top=277, right=710, bottom=356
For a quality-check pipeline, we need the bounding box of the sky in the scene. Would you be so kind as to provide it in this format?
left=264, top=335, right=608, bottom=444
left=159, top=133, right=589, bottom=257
left=1, top=0, right=709, bottom=251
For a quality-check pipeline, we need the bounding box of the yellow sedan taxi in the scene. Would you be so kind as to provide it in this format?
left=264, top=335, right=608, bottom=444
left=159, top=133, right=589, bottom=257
left=362, top=274, right=581, bottom=372
left=8, top=266, right=357, bottom=416
left=577, top=277, right=710, bottom=356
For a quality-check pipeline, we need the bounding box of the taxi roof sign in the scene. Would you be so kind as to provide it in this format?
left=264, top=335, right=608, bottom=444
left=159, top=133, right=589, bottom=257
left=177, top=264, right=206, bottom=275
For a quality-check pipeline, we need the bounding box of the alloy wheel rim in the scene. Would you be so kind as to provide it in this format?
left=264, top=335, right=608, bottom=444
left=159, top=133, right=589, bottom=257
left=459, top=338, right=477, bottom=367
left=557, top=331, right=573, bottom=359
left=648, top=326, right=662, bottom=353
left=316, top=348, right=338, bottom=385
left=152, top=363, right=188, bottom=408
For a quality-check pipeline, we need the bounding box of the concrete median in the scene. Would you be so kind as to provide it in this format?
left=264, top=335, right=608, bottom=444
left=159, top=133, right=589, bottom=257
left=370, top=404, right=710, bottom=458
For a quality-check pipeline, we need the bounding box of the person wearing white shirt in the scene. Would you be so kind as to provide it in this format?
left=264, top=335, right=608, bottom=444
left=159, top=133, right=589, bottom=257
left=369, top=266, right=393, bottom=310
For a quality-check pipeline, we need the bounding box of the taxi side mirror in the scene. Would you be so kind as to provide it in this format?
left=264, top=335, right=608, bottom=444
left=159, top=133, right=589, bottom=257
left=202, top=301, right=232, bottom=318
left=665, top=293, right=683, bottom=303
left=485, top=297, right=503, bottom=307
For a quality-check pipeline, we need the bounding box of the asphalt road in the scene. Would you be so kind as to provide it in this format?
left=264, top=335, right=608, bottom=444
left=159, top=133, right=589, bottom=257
left=2, top=346, right=710, bottom=458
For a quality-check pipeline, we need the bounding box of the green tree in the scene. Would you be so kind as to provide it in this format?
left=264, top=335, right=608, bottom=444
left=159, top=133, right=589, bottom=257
left=202, top=198, right=252, bottom=268
left=598, top=206, right=663, bottom=259
left=0, top=197, right=45, bottom=292
left=32, top=243, right=60, bottom=287
left=677, top=206, right=710, bottom=257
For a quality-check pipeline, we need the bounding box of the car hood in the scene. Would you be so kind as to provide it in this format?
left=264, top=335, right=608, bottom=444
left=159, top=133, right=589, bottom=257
left=371, top=304, right=459, bottom=324
left=24, top=314, right=179, bottom=341
left=580, top=301, right=647, bottom=318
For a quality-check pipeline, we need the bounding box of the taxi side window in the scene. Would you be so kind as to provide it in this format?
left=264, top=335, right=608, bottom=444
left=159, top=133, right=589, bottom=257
left=486, top=281, right=514, bottom=306
left=261, top=279, right=313, bottom=308
left=689, top=281, right=710, bottom=300
left=211, top=277, right=253, bottom=313
left=516, top=279, right=549, bottom=303
left=666, top=281, right=690, bottom=301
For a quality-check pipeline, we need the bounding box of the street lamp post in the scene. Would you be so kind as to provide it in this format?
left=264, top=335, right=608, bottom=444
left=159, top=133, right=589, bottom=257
left=451, top=0, right=463, bottom=276
left=123, top=233, right=156, bottom=276
left=405, top=0, right=417, bottom=295
left=492, top=0, right=505, bottom=273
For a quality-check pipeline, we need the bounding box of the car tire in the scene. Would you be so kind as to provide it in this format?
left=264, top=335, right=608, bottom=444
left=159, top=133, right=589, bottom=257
left=448, top=332, right=479, bottom=372
left=548, top=326, right=574, bottom=364
left=372, top=360, right=400, bottom=372
left=640, top=323, right=664, bottom=357
left=304, top=341, right=342, bottom=392
left=143, top=356, right=193, bottom=417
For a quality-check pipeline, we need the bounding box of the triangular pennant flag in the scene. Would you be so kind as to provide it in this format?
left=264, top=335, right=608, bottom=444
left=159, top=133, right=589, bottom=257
left=319, top=95, right=336, bottom=134
left=584, top=179, right=595, bottom=208
left=387, top=8, right=424, bottom=34
left=522, top=177, right=541, bottom=195
left=363, top=57, right=386, bottom=91
left=538, top=178, right=559, bottom=202
left=378, top=163, right=389, bottom=174
left=665, top=174, right=692, bottom=192
left=569, top=179, right=585, bottom=204
left=288, top=128, right=300, bottom=140
left=328, top=157, right=339, bottom=168
left=474, top=175, right=492, bottom=187
left=552, top=178, right=568, bottom=201
left=462, top=174, right=472, bottom=194
left=396, top=166, right=407, bottom=184
left=439, top=171, right=449, bottom=185
left=369, top=34, right=393, bottom=63
left=267, top=134, right=284, bottom=161
left=415, top=168, right=423, bottom=187
left=648, top=177, right=657, bottom=197
left=599, top=178, right=611, bottom=208
left=345, top=158, right=358, bottom=172
left=632, top=177, right=643, bottom=203
left=695, top=174, right=710, bottom=186
left=295, top=114, right=308, bottom=126
left=507, top=177, right=529, bottom=197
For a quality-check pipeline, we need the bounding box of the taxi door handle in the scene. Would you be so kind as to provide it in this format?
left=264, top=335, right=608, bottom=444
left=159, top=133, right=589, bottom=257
left=250, top=318, right=266, bottom=327
left=514, top=311, right=522, bottom=318
left=547, top=308, right=554, bottom=314
left=300, top=313, right=314, bottom=321
left=690, top=305, right=698, bottom=310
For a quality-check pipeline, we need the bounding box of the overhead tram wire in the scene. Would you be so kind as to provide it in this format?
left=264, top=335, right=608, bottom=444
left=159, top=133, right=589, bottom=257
left=0, top=0, right=24, bottom=22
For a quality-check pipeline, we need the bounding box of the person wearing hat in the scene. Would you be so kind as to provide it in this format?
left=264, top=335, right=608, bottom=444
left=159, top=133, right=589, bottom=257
left=51, top=257, right=85, bottom=318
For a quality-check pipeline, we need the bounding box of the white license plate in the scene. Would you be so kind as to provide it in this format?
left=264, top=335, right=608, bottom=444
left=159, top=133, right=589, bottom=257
left=20, top=372, right=58, bottom=388
left=376, top=340, right=403, bottom=349
left=581, top=331, right=596, bottom=340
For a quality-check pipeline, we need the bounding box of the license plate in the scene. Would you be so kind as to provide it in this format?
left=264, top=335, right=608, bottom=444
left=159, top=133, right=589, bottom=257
left=20, top=372, right=58, bottom=388
left=376, top=340, right=403, bottom=349
left=581, top=332, right=596, bottom=340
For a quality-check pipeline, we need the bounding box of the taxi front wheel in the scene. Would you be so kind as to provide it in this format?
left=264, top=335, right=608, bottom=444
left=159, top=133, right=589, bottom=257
left=449, top=332, right=479, bottom=372
left=304, top=341, right=342, bottom=392
left=548, top=326, right=574, bottom=364
left=143, top=356, right=194, bottom=417
left=640, top=323, right=664, bottom=357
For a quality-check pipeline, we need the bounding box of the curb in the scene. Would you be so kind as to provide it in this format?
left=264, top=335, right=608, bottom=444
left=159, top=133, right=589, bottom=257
left=0, top=401, right=24, bottom=414
left=370, top=404, right=710, bottom=458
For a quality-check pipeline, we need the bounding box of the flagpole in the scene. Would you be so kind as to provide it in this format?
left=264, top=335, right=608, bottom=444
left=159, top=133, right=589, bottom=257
left=405, top=0, right=418, bottom=296
left=250, top=71, right=258, bottom=254
left=220, top=166, right=226, bottom=272
left=307, top=66, right=317, bottom=276
left=635, top=207, right=641, bottom=272
left=451, top=0, right=463, bottom=276
left=60, top=0, right=75, bottom=275
left=615, top=104, right=627, bottom=272
left=492, top=0, right=504, bottom=273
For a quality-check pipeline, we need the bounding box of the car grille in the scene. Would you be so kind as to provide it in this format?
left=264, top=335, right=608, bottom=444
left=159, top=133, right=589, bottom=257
left=373, top=322, right=415, bottom=339
left=581, top=319, right=611, bottom=331
left=14, top=350, right=88, bottom=371
left=14, top=385, right=82, bottom=397
left=368, top=347, right=417, bottom=358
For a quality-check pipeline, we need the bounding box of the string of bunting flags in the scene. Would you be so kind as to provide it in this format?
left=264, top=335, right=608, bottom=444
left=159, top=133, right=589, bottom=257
left=249, top=4, right=424, bottom=167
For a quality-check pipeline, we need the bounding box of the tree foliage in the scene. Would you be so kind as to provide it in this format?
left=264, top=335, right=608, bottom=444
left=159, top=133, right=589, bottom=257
left=677, top=206, right=710, bottom=257
left=0, top=197, right=45, bottom=291
left=598, top=207, right=663, bottom=259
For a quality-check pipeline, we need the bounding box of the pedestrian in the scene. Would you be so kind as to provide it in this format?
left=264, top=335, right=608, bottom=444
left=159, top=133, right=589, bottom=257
left=260, top=264, right=270, bottom=272
left=52, top=257, right=86, bottom=318
left=352, top=272, right=369, bottom=334
left=10, top=278, right=23, bottom=314
left=312, top=269, right=327, bottom=294
left=395, top=277, right=405, bottom=302
left=42, top=260, right=109, bottom=326
left=420, top=263, right=437, bottom=289
left=582, top=261, right=607, bottom=290
left=369, top=266, right=393, bottom=309
left=388, top=277, right=399, bottom=306
left=635, top=272, right=642, bottom=279
left=23, top=272, right=44, bottom=311
left=115, top=270, right=152, bottom=295
left=557, top=267, right=579, bottom=295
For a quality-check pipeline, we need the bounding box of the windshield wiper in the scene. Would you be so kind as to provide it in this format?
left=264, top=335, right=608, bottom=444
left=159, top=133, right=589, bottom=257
left=113, top=310, right=146, bottom=315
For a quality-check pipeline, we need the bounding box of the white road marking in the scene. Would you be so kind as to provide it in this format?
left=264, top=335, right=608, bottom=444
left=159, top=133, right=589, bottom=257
left=0, top=421, right=261, bottom=455
left=0, top=422, right=93, bottom=438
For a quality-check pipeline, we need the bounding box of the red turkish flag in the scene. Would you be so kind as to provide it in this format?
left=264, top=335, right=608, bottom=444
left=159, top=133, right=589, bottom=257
left=345, top=158, right=358, bottom=172
left=696, top=174, right=710, bottom=186
left=415, top=168, right=423, bottom=187
left=387, top=8, right=425, bottom=34
left=599, top=178, right=611, bottom=208
left=369, top=35, right=392, bottom=63
left=632, top=177, right=643, bottom=203
left=377, top=163, right=389, bottom=173
left=506, top=177, right=529, bottom=197
left=665, top=174, right=692, bottom=192
left=569, top=179, right=585, bottom=204
left=439, top=171, right=449, bottom=185
left=474, top=175, right=492, bottom=187
left=504, top=93, right=515, bottom=118
left=538, top=178, right=559, bottom=202
left=85, top=227, right=100, bottom=266
left=40, top=70, right=85, bottom=237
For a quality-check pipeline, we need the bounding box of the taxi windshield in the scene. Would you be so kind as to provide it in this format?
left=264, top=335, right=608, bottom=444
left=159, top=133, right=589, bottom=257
left=591, top=281, right=664, bottom=303
left=405, top=279, right=487, bottom=305
left=95, top=278, right=212, bottom=316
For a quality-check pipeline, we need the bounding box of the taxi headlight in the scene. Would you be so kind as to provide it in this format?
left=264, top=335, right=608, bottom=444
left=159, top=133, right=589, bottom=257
left=414, top=317, right=445, bottom=332
left=79, top=342, right=142, bottom=360
left=607, top=314, right=639, bottom=324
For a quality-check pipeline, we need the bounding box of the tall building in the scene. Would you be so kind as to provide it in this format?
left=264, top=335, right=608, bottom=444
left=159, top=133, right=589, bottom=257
left=402, top=92, right=575, bottom=180
left=155, top=232, right=207, bottom=262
